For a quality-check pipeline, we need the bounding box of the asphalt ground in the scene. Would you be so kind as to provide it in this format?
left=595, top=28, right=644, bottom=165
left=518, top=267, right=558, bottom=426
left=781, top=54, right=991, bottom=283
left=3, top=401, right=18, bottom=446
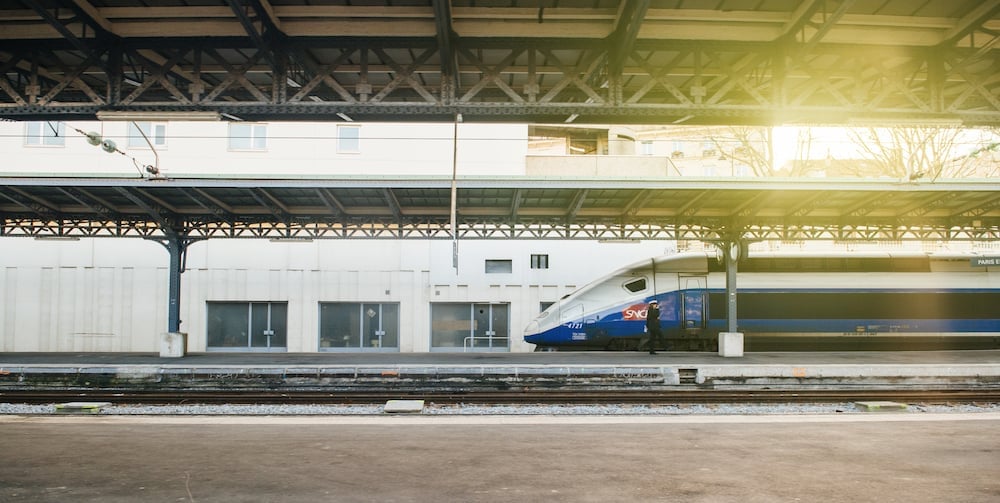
left=1, top=413, right=998, bottom=502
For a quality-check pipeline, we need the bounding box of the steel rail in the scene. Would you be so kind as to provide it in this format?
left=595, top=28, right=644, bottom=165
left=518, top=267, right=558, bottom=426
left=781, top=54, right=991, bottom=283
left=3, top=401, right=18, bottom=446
left=3, top=389, right=999, bottom=406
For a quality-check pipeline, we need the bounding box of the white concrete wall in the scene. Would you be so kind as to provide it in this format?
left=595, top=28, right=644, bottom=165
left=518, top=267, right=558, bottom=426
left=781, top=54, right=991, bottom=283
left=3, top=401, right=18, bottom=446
left=1, top=121, right=528, bottom=177
left=0, top=237, right=669, bottom=352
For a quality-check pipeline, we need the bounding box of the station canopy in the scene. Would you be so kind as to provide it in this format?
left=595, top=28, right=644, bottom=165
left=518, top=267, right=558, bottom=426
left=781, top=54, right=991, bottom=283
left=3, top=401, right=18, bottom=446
left=0, top=1, right=998, bottom=126
left=1, top=176, right=997, bottom=242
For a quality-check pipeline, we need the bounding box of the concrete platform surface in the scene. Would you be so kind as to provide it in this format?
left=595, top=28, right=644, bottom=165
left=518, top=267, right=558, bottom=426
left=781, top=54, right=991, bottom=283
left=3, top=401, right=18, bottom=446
left=2, top=350, right=999, bottom=391
left=3, top=349, right=999, bottom=367
left=1, top=413, right=998, bottom=502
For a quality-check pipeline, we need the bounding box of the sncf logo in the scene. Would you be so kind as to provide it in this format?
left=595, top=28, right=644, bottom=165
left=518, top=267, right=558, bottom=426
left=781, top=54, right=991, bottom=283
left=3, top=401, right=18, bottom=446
left=622, top=303, right=650, bottom=320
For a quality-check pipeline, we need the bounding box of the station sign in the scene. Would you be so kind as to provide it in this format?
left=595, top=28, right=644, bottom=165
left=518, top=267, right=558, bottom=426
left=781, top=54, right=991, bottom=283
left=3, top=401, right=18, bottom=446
left=970, top=257, right=1000, bottom=267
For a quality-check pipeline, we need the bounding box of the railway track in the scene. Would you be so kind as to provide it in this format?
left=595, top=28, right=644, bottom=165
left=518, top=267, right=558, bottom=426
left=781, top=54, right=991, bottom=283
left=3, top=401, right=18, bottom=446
left=3, top=388, right=999, bottom=406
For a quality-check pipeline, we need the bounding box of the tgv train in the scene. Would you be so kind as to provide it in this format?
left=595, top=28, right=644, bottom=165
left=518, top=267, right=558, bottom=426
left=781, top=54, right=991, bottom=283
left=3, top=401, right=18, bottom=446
left=523, top=252, right=1000, bottom=351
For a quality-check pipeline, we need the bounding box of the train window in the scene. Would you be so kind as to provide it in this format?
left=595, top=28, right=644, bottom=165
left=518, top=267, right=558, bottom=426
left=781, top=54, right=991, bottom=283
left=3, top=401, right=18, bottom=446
left=623, top=278, right=647, bottom=293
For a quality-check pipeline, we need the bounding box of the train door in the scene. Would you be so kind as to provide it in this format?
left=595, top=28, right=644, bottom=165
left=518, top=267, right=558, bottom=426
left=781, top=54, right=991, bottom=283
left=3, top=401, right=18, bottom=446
left=680, top=275, right=707, bottom=335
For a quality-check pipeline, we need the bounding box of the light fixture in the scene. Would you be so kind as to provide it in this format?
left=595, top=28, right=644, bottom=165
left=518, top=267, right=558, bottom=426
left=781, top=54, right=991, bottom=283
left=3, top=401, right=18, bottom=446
left=268, top=237, right=314, bottom=243
left=34, top=236, right=81, bottom=241
left=598, top=238, right=640, bottom=244
left=847, top=117, right=963, bottom=127
left=96, top=110, right=222, bottom=122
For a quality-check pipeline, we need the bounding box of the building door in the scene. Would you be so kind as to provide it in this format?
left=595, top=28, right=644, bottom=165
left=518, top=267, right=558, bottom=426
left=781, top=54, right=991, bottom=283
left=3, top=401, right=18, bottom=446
left=431, top=302, right=509, bottom=351
left=207, top=302, right=287, bottom=352
left=471, top=303, right=509, bottom=350
left=320, top=302, right=399, bottom=351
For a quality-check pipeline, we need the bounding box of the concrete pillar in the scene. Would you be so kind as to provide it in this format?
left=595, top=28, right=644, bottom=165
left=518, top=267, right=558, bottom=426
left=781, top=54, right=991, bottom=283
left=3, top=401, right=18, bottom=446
left=160, top=332, right=187, bottom=358
left=718, top=332, right=744, bottom=357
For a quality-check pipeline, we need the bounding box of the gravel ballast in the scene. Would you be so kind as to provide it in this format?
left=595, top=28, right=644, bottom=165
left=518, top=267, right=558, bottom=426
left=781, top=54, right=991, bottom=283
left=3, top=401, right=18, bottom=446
left=2, top=402, right=999, bottom=416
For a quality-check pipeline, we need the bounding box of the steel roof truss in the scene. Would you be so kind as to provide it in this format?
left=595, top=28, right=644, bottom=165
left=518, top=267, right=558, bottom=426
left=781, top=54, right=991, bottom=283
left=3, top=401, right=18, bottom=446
left=112, top=186, right=176, bottom=236
left=201, top=47, right=269, bottom=104
left=457, top=47, right=526, bottom=104
left=538, top=49, right=605, bottom=105
left=622, top=189, right=654, bottom=217
left=628, top=51, right=694, bottom=106
left=371, top=47, right=438, bottom=104
left=950, top=192, right=1000, bottom=218
left=247, top=187, right=290, bottom=221
left=187, top=188, right=236, bottom=218
left=21, top=0, right=95, bottom=55
left=606, top=0, right=649, bottom=78
left=566, top=189, right=589, bottom=222
left=315, top=188, right=346, bottom=216
left=57, top=187, right=116, bottom=218
left=939, top=2, right=1000, bottom=47
left=288, top=48, right=358, bottom=103
left=0, top=187, right=58, bottom=221
left=432, top=0, right=458, bottom=100
left=382, top=188, right=402, bottom=219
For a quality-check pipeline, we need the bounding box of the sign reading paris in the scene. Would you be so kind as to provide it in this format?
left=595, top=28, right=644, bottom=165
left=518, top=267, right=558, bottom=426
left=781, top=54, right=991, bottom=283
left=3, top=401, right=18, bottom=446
left=970, top=257, right=1000, bottom=267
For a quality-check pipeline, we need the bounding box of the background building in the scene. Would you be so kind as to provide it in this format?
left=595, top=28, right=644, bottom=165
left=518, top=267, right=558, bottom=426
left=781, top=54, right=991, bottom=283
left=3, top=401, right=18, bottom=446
left=2, top=119, right=995, bottom=353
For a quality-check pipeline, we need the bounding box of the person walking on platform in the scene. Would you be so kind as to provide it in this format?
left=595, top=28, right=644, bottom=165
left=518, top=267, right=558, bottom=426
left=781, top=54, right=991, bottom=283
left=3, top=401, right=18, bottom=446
left=641, top=300, right=663, bottom=354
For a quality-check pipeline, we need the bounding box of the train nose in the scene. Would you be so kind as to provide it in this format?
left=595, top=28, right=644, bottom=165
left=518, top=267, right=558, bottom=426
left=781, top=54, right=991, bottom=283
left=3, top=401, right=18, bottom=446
left=523, top=320, right=540, bottom=338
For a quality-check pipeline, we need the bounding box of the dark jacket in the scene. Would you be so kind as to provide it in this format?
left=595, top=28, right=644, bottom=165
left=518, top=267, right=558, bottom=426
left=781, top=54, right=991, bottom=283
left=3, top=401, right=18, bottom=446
left=646, top=304, right=660, bottom=330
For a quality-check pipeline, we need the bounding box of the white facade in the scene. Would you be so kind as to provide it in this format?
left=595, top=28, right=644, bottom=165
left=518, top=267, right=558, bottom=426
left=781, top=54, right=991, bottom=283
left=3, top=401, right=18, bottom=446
left=2, top=120, right=529, bottom=177
left=0, top=237, right=671, bottom=352
left=0, top=119, right=672, bottom=352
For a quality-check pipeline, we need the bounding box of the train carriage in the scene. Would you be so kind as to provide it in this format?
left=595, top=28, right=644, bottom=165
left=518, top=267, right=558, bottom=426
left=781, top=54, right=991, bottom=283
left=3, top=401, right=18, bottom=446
left=523, top=252, right=1000, bottom=351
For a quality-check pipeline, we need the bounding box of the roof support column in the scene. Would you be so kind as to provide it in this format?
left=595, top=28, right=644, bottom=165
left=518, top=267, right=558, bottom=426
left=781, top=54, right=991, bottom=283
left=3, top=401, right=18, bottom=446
left=164, top=235, right=187, bottom=334
left=719, top=239, right=745, bottom=357
left=154, top=234, right=192, bottom=357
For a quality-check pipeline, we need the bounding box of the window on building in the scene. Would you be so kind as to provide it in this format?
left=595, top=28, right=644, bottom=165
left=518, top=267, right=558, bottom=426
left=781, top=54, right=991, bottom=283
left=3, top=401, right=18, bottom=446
left=25, top=121, right=65, bottom=146
left=127, top=122, right=167, bottom=148
left=431, top=303, right=509, bottom=351
left=337, top=125, right=361, bottom=153
left=671, top=141, right=685, bottom=156
left=639, top=140, right=654, bottom=155
left=229, top=123, right=268, bottom=151
left=485, top=259, right=513, bottom=274
left=319, top=302, right=399, bottom=351
left=530, top=254, right=549, bottom=269
left=540, top=302, right=555, bottom=312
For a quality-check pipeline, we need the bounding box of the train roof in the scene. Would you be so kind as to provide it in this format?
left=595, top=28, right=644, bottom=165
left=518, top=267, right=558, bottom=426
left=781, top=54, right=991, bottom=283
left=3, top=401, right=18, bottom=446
left=612, top=251, right=992, bottom=277
left=561, top=250, right=992, bottom=301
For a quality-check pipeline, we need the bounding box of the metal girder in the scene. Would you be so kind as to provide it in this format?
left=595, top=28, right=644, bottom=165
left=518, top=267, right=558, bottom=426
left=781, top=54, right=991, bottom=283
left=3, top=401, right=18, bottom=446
left=432, top=0, right=459, bottom=102
left=3, top=217, right=998, bottom=242
left=382, top=188, right=402, bottom=219
left=606, top=0, right=649, bottom=80
left=939, top=2, right=1000, bottom=47
left=247, top=187, right=291, bottom=221
left=1, top=178, right=997, bottom=242
left=2, top=32, right=997, bottom=125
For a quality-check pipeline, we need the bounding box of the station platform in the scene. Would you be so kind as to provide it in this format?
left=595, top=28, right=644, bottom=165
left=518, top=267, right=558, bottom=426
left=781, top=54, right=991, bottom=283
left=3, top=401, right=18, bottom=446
left=2, top=350, right=999, bottom=394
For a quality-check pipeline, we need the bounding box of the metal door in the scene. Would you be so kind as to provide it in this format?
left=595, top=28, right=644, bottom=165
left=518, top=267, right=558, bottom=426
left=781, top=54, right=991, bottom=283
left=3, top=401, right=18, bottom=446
left=362, top=303, right=399, bottom=349
left=250, top=302, right=286, bottom=350
left=470, top=303, right=509, bottom=350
